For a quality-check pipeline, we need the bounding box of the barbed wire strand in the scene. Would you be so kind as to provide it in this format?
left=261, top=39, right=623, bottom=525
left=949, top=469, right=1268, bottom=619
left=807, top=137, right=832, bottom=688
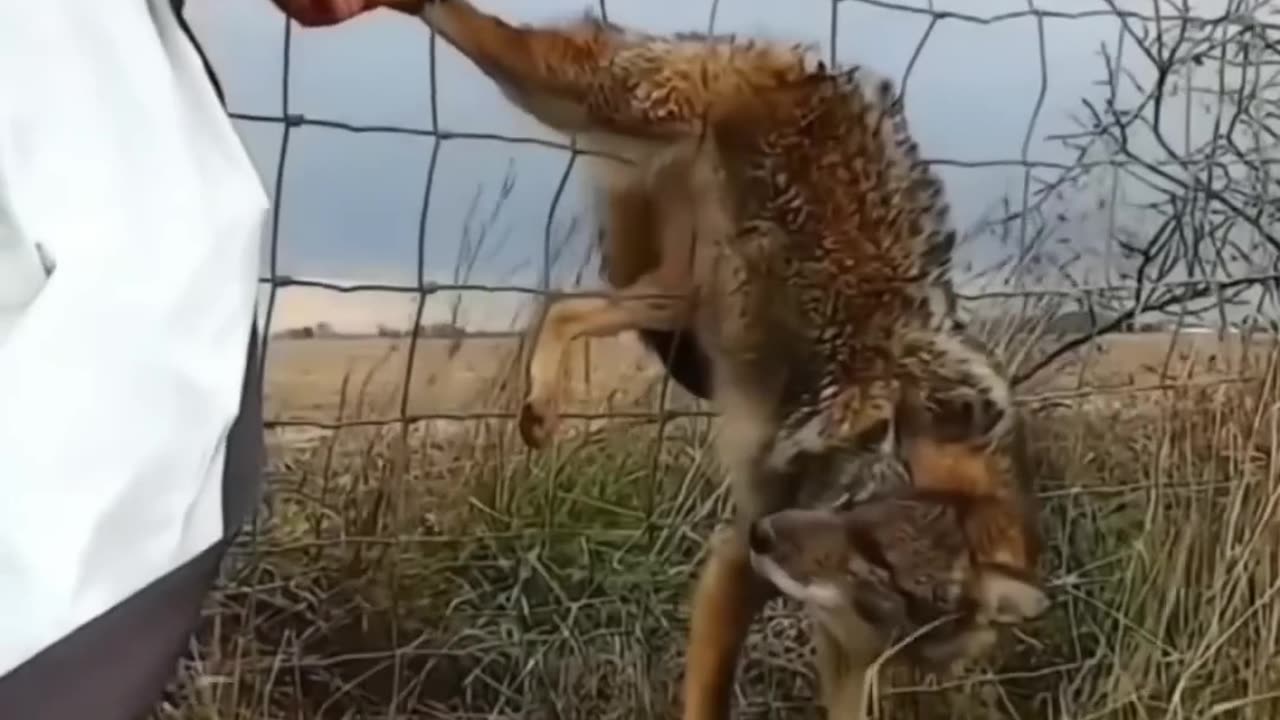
left=233, top=13, right=293, bottom=718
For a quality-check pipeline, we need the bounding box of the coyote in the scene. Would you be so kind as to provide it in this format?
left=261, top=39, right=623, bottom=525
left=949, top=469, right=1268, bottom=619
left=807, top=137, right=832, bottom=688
left=415, top=2, right=1048, bottom=718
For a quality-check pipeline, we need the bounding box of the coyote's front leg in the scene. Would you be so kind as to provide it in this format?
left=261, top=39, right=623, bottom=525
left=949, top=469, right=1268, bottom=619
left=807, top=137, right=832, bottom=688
left=813, top=610, right=884, bottom=720
left=683, top=525, right=778, bottom=720
left=519, top=273, right=694, bottom=448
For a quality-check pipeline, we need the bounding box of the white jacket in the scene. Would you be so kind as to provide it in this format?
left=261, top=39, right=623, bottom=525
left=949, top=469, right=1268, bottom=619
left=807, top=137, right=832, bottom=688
left=0, top=0, right=267, bottom=675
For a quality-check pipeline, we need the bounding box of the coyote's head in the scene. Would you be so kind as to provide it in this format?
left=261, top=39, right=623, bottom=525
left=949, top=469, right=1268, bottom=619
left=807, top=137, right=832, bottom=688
left=747, top=492, right=1050, bottom=666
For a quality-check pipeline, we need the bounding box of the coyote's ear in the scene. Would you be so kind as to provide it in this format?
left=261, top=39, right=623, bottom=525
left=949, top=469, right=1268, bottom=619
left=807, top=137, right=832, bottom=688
left=974, top=565, right=1050, bottom=624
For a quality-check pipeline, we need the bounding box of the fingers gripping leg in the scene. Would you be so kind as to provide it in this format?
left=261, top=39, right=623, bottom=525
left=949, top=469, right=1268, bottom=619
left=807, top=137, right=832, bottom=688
left=681, top=527, right=776, bottom=720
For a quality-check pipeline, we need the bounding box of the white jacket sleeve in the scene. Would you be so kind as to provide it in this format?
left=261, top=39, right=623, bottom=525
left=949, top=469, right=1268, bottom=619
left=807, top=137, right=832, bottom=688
left=0, top=0, right=269, bottom=675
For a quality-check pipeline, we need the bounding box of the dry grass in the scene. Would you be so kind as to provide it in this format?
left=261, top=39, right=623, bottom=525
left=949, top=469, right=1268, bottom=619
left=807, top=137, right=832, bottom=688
left=152, top=330, right=1280, bottom=720
left=262, top=334, right=706, bottom=425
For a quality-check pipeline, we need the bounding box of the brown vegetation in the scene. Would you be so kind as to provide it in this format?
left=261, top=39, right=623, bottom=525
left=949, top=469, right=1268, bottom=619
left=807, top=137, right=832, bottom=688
left=150, top=329, right=1280, bottom=720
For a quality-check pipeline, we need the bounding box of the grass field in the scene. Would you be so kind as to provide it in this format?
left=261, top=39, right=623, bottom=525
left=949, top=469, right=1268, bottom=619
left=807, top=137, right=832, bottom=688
left=156, top=328, right=1280, bottom=720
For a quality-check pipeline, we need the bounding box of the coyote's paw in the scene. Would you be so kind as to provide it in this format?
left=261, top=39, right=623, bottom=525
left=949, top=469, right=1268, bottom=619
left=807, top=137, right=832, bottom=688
left=517, top=395, right=559, bottom=449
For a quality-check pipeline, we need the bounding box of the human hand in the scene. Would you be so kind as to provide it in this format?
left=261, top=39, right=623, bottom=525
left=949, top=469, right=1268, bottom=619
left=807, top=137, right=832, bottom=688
left=268, top=0, right=424, bottom=27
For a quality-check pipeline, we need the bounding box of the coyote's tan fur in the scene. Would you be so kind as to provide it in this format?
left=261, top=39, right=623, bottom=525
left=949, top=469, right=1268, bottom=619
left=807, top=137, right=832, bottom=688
left=415, top=2, right=1049, bottom=718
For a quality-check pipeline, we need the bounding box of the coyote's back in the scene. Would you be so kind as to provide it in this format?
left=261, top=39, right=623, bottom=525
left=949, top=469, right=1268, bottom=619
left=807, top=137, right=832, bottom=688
left=705, top=64, right=961, bottom=428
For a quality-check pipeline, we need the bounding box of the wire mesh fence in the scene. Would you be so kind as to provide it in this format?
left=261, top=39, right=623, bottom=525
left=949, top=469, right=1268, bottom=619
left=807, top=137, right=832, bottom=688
left=161, top=1, right=1280, bottom=718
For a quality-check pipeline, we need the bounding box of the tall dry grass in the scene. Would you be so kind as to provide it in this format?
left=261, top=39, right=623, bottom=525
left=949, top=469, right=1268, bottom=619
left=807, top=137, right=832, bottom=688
left=151, top=334, right=1280, bottom=720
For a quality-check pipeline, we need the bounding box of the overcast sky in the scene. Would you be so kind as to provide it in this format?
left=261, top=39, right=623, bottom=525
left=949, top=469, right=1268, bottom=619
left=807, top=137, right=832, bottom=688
left=182, top=0, right=1262, bottom=331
